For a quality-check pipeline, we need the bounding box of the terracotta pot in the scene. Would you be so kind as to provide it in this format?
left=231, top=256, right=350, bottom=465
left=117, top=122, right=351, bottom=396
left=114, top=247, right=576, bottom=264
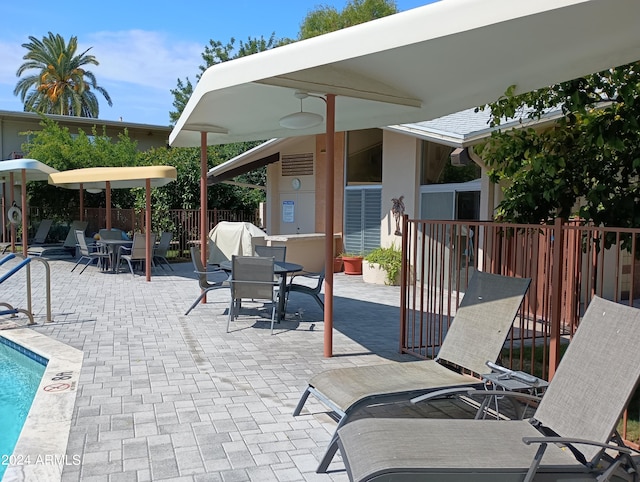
left=333, top=257, right=343, bottom=273
left=342, top=256, right=363, bottom=275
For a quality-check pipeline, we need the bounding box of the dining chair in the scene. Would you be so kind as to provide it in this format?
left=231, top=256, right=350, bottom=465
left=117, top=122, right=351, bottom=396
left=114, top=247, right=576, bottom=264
left=184, top=247, right=229, bottom=315
left=118, top=233, right=156, bottom=276
left=71, top=230, right=110, bottom=274
left=255, top=245, right=287, bottom=262
left=227, top=255, right=279, bottom=334
left=153, top=232, right=174, bottom=271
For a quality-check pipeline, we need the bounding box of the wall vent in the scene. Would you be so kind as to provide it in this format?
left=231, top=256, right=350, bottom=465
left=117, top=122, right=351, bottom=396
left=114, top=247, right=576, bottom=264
left=281, top=153, right=313, bottom=176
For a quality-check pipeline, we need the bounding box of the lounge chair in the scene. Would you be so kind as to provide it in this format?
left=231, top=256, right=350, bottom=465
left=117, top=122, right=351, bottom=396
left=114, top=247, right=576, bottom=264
left=184, top=247, right=229, bottom=315
left=337, top=296, right=640, bottom=482
left=29, top=219, right=53, bottom=244
left=293, top=271, right=531, bottom=472
left=28, top=220, right=88, bottom=257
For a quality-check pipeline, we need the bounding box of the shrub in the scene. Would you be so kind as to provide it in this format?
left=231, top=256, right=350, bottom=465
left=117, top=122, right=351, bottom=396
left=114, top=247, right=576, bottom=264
left=364, top=244, right=402, bottom=284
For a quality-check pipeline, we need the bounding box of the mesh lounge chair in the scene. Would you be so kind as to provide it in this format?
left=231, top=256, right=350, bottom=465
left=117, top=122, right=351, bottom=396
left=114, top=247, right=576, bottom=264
left=227, top=255, right=279, bottom=334
left=71, top=229, right=110, bottom=274
left=294, top=271, right=532, bottom=472
left=185, top=247, right=229, bottom=315
left=29, top=219, right=53, bottom=244
left=337, top=296, right=640, bottom=482
left=153, top=232, right=174, bottom=271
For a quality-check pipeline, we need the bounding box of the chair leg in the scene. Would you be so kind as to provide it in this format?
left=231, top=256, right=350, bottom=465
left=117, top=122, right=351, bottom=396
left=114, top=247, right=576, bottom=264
left=226, top=297, right=234, bottom=332
left=79, top=258, right=93, bottom=274
left=270, top=300, right=276, bottom=335
left=293, top=387, right=312, bottom=416
left=185, top=292, right=207, bottom=315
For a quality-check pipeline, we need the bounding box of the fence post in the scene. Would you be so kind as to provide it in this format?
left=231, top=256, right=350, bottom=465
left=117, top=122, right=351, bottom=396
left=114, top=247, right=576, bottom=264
left=549, top=216, right=564, bottom=379
left=399, top=214, right=409, bottom=353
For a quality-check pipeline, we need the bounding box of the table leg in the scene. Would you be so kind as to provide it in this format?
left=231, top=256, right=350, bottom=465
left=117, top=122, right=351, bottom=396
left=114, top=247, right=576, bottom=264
left=278, top=274, right=287, bottom=321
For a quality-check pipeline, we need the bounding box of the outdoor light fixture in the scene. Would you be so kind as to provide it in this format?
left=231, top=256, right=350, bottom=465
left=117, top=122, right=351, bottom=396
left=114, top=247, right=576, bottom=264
left=279, top=91, right=324, bottom=129
left=86, top=188, right=103, bottom=194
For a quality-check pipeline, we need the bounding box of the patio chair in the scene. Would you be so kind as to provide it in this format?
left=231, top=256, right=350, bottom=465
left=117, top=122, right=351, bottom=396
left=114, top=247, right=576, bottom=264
left=153, top=231, right=174, bottom=271
left=63, top=221, right=88, bottom=252
left=284, top=268, right=325, bottom=312
left=29, top=219, right=53, bottom=245
left=227, top=255, right=279, bottom=334
left=118, top=233, right=156, bottom=276
left=255, top=245, right=287, bottom=262
left=294, top=271, right=531, bottom=472
left=185, top=247, right=229, bottom=315
left=71, top=229, right=110, bottom=274
left=336, top=296, right=640, bottom=482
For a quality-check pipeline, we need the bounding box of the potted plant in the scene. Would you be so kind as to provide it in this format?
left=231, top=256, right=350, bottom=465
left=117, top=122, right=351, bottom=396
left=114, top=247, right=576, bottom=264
left=341, top=252, right=364, bottom=275
left=363, top=245, right=402, bottom=285
left=333, top=255, right=344, bottom=273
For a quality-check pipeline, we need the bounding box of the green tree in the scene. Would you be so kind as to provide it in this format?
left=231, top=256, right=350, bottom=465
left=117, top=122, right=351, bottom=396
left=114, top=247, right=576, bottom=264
left=478, top=61, right=640, bottom=230
left=14, top=32, right=112, bottom=118
left=299, top=0, right=397, bottom=39
left=21, top=117, right=138, bottom=220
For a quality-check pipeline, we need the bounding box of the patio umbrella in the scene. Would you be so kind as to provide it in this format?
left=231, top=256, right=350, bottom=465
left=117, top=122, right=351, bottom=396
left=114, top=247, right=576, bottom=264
left=49, top=166, right=177, bottom=281
left=0, top=158, right=59, bottom=255
left=169, top=0, right=640, bottom=356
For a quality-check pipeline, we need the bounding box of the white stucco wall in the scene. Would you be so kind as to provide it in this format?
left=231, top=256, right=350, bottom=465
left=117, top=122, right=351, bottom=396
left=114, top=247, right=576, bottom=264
left=381, top=130, right=419, bottom=248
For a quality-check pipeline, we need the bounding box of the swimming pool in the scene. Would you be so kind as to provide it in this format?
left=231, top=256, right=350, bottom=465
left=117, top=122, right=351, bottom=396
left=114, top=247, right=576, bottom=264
left=0, top=338, right=47, bottom=479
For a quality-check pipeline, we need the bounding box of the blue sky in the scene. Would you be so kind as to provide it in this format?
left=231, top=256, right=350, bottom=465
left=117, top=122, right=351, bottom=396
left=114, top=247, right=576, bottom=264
left=0, top=0, right=434, bottom=126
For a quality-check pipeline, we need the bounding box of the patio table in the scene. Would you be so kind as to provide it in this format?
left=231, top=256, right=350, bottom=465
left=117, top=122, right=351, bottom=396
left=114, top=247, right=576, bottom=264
left=219, top=260, right=303, bottom=321
left=98, top=239, right=133, bottom=273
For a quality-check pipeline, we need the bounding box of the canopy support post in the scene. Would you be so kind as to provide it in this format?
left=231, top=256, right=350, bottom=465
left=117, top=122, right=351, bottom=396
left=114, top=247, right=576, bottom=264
left=324, top=94, right=336, bottom=358
left=145, top=178, right=152, bottom=282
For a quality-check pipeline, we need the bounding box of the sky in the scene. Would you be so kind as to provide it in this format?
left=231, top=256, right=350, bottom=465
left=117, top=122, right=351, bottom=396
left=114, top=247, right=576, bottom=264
left=0, top=0, right=435, bottom=127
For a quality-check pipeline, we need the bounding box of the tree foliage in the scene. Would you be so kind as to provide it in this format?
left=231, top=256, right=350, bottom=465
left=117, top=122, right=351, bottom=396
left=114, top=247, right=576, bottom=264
left=299, top=0, right=397, bottom=39
left=478, top=61, right=640, bottom=229
left=14, top=32, right=112, bottom=118
left=22, top=117, right=138, bottom=220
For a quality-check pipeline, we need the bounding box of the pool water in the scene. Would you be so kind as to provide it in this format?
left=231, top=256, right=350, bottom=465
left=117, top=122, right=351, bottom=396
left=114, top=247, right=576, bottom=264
left=0, top=339, right=47, bottom=479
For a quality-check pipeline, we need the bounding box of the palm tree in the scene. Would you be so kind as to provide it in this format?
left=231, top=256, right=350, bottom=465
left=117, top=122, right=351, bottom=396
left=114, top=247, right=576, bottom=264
left=14, top=32, right=112, bottom=118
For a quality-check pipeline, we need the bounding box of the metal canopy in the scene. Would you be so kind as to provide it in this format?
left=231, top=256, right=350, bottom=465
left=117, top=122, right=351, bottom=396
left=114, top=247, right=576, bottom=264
left=170, top=0, right=640, bottom=148
left=169, top=0, right=640, bottom=356
left=0, top=158, right=60, bottom=255
left=49, top=166, right=177, bottom=281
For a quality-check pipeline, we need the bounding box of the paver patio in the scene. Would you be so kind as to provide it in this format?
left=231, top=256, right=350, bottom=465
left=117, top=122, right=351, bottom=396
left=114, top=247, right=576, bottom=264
left=1, top=256, right=473, bottom=481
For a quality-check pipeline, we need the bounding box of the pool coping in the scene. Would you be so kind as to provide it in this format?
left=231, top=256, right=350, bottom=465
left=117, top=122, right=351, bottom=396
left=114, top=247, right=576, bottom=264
left=0, top=329, right=83, bottom=482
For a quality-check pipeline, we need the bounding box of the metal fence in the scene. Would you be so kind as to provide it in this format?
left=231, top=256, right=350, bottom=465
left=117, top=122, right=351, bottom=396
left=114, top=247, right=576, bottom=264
left=400, top=216, right=640, bottom=444
left=19, top=207, right=260, bottom=259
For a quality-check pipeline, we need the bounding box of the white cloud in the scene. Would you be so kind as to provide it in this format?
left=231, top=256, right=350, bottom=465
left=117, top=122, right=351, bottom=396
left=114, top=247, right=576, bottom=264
left=82, top=30, right=203, bottom=91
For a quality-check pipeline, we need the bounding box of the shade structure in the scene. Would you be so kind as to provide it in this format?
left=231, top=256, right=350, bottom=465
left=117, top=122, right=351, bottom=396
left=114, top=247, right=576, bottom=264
left=49, top=166, right=177, bottom=281
left=169, top=0, right=640, bottom=356
left=0, top=158, right=60, bottom=255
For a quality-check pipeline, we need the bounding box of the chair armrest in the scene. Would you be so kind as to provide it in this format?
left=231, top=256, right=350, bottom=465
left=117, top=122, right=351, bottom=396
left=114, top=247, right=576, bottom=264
left=523, top=436, right=634, bottom=455
left=410, top=386, right=478, bottom=404
left=119, top=245, right=132, bottom=254
left=465, top=390, right=543, bottom=404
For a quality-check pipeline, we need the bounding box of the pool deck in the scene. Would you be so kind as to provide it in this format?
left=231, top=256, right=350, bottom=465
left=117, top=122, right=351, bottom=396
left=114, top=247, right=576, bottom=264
left=0, top=257, right=471, bottom=481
